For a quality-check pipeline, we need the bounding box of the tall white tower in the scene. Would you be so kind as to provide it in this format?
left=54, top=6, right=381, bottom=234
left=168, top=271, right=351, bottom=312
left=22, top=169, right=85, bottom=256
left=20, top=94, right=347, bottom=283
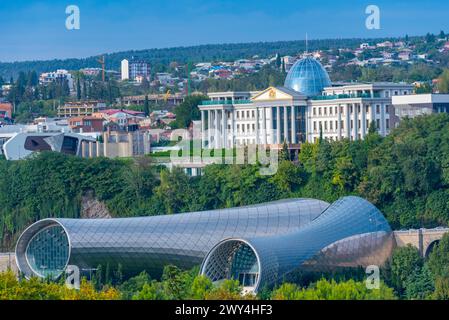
left=121, top=59, right=129, bottom=81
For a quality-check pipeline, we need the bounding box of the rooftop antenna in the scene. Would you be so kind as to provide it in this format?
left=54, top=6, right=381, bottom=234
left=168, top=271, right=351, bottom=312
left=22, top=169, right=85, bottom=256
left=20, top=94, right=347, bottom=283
left=305, top=33, right=308, bottom=54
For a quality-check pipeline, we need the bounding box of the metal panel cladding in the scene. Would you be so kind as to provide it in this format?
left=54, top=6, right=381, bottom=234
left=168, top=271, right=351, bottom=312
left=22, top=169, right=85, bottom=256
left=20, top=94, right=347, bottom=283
left=15, top=198, right=329, bottom=279
left=201, top=196, right=393, bottom=292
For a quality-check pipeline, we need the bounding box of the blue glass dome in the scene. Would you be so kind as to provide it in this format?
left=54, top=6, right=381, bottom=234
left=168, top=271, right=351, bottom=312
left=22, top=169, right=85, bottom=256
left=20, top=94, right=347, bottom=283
left=284, top=56, right=331, bottom=96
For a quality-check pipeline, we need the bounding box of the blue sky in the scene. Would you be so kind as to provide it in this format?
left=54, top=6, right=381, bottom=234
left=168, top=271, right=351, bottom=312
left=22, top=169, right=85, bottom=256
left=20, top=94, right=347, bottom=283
left=1, top=0, right=449, bottom=62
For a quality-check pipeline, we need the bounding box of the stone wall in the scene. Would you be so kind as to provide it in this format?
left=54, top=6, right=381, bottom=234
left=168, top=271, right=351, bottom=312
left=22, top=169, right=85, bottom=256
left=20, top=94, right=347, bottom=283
left=0, top=253, right=17, bottom=274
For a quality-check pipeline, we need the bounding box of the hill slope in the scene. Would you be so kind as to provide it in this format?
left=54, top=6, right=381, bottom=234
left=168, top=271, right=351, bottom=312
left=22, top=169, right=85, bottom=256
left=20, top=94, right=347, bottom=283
left=0, top=37, right=397, bottom=79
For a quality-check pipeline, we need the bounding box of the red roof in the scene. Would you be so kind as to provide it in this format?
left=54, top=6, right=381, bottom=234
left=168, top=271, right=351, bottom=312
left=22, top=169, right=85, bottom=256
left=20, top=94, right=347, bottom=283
left=101, top=109, right=145, bottom=116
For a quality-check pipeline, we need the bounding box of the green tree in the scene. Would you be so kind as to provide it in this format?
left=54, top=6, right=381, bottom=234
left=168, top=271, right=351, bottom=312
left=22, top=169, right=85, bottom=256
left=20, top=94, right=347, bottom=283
left=76, top=77, right=82, bottom=100
left=404, top=264, right=434, bottom=300
left=270, top=161, right=305, bottom=193
left=205, top=279, right=253, bottom=300
left=173, top=95, right=207, bottom=128
left=143, top=94, right=150, bottom=116
left=279, top=140, right=290, bottom=161
left=433, top=277, right=449, bottom=299
left=427, top=233, right=449, bottom=279
left=389, top=245, right=423, bottom=294
left=437, top=69, right=449, bottom=93
left=118, top=271, right=151, bottom=300
left=190, top=275, right=213, bottom=299
left=133, top=281, right=166, bottom=300
left=271, top=279, right=396, bottom=300
left=161, top=265, right=193, bottom=300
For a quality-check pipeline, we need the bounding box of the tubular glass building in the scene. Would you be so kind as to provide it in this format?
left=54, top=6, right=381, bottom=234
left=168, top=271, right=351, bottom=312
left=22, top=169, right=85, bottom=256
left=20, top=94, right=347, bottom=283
left=16, top=196, right=395, bottom=293
left=200, top=196, right=394, bottom=292
left=16, top=199, right=328, bottom=280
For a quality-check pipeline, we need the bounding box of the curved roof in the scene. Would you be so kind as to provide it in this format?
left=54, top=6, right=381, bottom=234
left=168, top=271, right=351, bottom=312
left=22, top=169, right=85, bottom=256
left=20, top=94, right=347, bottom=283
left=15, top=198, right=329, bottom=279
left=201, top=196, right=393, bottom=292
left=284, top=56, right=331, bottom=96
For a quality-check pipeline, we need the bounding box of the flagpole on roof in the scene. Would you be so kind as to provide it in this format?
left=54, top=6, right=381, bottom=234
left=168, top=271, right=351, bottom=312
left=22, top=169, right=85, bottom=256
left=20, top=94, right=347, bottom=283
left=305, top=32, right=308, bottom=54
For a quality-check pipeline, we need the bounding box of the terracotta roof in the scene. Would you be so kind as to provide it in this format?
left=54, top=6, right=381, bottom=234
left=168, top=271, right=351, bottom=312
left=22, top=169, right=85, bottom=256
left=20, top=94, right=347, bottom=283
left=69, top=116, right=104, bottom=122
left=101, top=109, right=145, bottom=116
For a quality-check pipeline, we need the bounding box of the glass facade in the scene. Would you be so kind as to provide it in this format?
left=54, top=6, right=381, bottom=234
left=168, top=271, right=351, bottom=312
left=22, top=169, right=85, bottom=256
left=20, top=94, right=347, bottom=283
left=16, top=199, right=329, bottom=280
left=17, top=196, right=394, bottom=290
left=25, top=225, right=69, bottom=279
left=284, top=56, right=332, bottom=97
left=201, top=196, right=394, bottom=292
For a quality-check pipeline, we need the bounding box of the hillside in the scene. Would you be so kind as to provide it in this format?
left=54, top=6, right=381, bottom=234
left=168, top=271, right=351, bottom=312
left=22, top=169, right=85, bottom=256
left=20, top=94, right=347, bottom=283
left=0, top=37, right=400, bottom=79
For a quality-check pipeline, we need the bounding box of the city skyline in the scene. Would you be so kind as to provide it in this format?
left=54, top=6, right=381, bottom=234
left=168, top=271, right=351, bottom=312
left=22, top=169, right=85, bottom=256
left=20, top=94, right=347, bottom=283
left=1, top=0, right=449, bottom=62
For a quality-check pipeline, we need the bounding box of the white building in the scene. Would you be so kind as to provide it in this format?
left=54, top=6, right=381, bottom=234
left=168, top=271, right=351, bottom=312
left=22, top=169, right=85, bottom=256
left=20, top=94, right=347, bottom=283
left=39, top=69, right=73, bottom=92
left=1, top=131, right=96, bottom=160
left=308, top=82, right=413, bottom=142
left=199, top=56, right=414, bottom=150
left=121, top=59, right=130, bottom=81
left=392, top=94, right=449, bottom=120
left=121, top=59, right=150, bottom=82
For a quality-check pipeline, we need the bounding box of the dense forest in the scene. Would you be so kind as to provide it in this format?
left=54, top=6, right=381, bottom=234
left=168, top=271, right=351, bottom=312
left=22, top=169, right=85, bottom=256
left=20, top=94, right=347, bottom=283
left=0, top=37, right=409, bottom=79
left=1, top=113, right=449, bottom=250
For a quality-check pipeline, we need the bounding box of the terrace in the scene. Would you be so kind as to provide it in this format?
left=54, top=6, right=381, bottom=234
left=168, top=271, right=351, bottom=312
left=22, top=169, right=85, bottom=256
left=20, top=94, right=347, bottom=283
left=311, top=92, right=381, bottom=100
left=200, top=100, right=253, bottom=106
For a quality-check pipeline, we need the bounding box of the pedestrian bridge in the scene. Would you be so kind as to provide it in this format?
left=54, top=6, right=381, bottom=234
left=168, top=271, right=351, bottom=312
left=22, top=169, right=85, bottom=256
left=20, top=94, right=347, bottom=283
left=394, top=228, right=449, bottom=257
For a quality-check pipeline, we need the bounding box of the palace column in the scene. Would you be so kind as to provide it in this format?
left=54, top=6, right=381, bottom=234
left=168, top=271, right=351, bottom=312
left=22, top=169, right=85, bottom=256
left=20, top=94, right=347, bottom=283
left=380, top=103, right=386, bottom=136
left=222, top=109, right=227, bottom=148
left=361, top=104, right=367, bottom=139
left=276, top=107, right=281, bottom=144
left=214, top=110, right=219, bottom=149
left=201, top=110, right=206, bottom=148
left=283, top=106, right=288, bottom=143
left=353, top=103, right=359, bottom=140
left=345, top=104, right=351, bottom=139
left=291, top=106, right=296, bottom=144
left=230, top=109, right=235, bottom=148
left=255, top=107, right=259, bottom=145
left=337, top=104, right=342, bottom=140
left=262, top=107, right=267, bottom=145
left=207, top=110, right=212, bottom=149
left=370, top=104, right=376, bottom=133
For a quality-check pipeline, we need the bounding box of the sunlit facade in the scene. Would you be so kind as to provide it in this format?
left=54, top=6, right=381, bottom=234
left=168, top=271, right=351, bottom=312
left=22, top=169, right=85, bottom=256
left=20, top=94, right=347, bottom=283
left=199, top=56, right=414, bottom=148
left=16, top=196, right=396, bottom=293
left=16, top=199, right=329, bottom=280
left=200, top=196, right=394, bottom=292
